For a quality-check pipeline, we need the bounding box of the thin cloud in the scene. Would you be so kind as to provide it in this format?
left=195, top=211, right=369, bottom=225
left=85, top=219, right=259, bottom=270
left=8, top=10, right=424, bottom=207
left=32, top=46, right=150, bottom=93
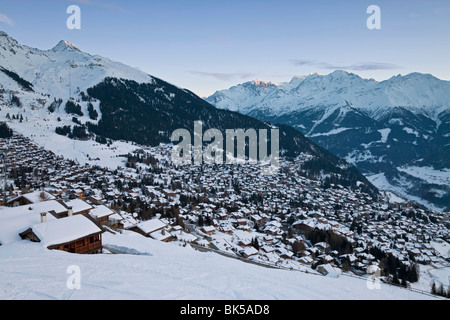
left=291, top=59, right=400, bottom=71
left=291, top=59, right=315, bottom=66
left=0, top=13, right=14, bottom=26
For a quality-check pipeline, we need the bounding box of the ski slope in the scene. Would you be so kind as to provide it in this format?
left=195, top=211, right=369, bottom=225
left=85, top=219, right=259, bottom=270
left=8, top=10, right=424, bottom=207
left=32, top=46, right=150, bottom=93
left=0, top=230, right=436, bottom=300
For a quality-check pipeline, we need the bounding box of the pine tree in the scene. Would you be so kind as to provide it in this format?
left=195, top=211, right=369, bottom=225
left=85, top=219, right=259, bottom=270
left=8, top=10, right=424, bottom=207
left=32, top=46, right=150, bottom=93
left=392, top=273, right=400, bottom=285
left=251, top=237, right=260, bottom=250
left=431, top=282, right=437, bottom=295
left=198, top=215, right=204, bottom=227
left=437, top=284, right=444, bottom=297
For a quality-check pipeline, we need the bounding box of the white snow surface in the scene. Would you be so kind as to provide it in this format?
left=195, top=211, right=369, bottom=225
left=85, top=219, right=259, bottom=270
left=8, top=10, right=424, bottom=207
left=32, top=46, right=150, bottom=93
left=397, top=166, right=450, bottom=187
left=0, top=230, right=436, bottom=300
left=377, top=128, right=391, bottom=143
left=367, top=173, right=444, bottom=211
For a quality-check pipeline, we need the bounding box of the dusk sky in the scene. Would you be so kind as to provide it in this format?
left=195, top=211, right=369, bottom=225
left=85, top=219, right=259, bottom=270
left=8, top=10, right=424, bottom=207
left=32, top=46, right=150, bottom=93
left=0, top=0, right=449, bottom=97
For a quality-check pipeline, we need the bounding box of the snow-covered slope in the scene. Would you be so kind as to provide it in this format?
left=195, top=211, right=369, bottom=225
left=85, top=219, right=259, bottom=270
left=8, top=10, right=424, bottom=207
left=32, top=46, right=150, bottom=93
left=0, top=230, right=436, bottom=300
left=0, top=31, right=153, bottom=99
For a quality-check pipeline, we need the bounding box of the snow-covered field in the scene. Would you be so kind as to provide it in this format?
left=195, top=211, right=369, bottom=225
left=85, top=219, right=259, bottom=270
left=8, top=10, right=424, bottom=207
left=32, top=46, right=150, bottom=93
left=367, top=172, right=444, bottom=211
left=397, top=166, right=450, bottom=187
left=0, top=230, right=437, bottom=300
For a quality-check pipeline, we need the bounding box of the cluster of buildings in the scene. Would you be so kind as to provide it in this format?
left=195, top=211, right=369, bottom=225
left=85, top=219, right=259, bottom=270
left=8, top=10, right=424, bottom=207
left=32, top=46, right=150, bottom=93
left=0, top=132, right=448, bottom=280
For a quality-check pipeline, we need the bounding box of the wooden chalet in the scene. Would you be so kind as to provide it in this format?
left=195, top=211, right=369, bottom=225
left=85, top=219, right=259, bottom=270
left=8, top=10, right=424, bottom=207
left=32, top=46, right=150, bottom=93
left=89, top=205, right=115, bottom=225
left=6, top=190, right=56, bottom=207
left=19, top=214, right=104, bottom=254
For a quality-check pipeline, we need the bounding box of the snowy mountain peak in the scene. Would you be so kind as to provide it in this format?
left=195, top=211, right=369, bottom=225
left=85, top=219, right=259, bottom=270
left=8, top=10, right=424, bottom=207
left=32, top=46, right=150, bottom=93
left=0, top=32, right=154, bottom=99
left=251, top=79, right=279, bottom=87
left=0, top=31, right=20, bottom=48
left=51, top=40, right=81, bottom=52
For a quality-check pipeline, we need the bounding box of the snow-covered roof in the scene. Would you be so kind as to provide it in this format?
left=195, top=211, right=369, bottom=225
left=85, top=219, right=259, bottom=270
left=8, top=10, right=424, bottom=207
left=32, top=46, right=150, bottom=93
left=0, top=200, right=69, bottom=216
left=241, top=246, right=258, bottom=257
left=149, top=229, right=172, bottom=241
left=172, top=230, right=197, bottom=243
left=201, top=225, right=215, bottom=233
left=7, top=190, right=56, bottom=204
left=317, top=264, right=342, bottom=278
left=29, top=215, right=103, bottom=247
left=90, top=205, right=114, bottom=219
left=65, top=199, right=93, bottom=213
left=0, top=208, right=58, bottom=245
left=135, top=219, right=167, bottom=234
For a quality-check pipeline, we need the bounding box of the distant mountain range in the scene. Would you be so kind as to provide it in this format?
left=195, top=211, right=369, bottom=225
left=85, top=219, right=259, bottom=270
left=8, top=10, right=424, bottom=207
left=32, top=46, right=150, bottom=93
left=206, top=71, right=450, bottom=211
left=0, top=31, right=378, bottom=198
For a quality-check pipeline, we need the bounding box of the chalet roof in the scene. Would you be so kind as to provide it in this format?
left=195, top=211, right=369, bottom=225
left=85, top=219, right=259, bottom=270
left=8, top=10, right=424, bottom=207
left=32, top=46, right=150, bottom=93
left=65, top=199, right=93, bottom=214
left=7, top=190, right=56, bottom=205
left=0, top=208, right=58, bottom=245
left=201, top=225, right=216, bottom=233
left=135, top=218, right=167, bottom=234
left=240, top=246, right=258, bottom=257
left=22, top=215, right=103, bottom=247
left=149, top=229, right=173, bottom=241
left=90, top=205, right=114, bottom=219
left=0, top=200, right=68, bottom=218
left=317, top=264, right=341, bottom=278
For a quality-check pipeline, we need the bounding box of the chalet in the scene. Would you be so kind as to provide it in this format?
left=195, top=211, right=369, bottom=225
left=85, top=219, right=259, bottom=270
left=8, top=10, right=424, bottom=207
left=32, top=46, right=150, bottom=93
left=319, top=254, right=334, bottom=264
left=315, top=242, right=331, bottom=253
left=264, top=235, right=274, bottom=243
left=19, top=214, right=104, bottom=254
left=275, top=247, right=294, bottom=259
left=316, top=264, right=341, bottom=278
left=261, top=245, right=275, bottom=254
left=238, top=239, right=252, bottom=247
left=130, top=218, right=167, bottom=237
left=107, top=213, right=124, bottom=229
left=149, top=228, right=175, bottom=242
left=89, top=205, right=115, bottom=225
left=292, top=221, right=313, bottom=233
left=250, top=214, right=264, bottom=227
left=65, top=199, right=93, bottom=216
left=172, top=229, right=198, bottom=243
left=240, top=246, right=258, bottom=258
left=86, top=195, right=104, bottom=205
left=200, top=225, right=216, bottom=235
left=6, top=190, right=55, bottom=207
left=219, top=225, right=234, bottom=234
left=298, top=256, right=313, bottom=266
left=215, top=209, right=228, bottom=220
